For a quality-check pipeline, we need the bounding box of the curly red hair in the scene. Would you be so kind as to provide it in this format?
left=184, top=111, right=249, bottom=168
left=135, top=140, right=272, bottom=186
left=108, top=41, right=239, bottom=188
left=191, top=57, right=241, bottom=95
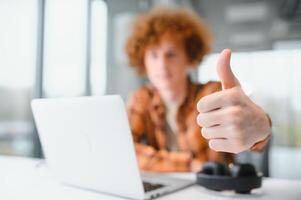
left=125, top=7, right=212, bottom=76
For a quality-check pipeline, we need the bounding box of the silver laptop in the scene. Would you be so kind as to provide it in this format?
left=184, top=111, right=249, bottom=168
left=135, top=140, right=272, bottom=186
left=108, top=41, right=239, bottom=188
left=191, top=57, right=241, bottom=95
left=31, top=95, right=194, bottom=199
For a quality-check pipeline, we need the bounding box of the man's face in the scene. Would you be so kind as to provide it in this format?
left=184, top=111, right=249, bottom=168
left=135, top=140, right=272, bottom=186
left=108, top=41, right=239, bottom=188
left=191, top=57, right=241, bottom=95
left=144, top=36, right=190, bottom=92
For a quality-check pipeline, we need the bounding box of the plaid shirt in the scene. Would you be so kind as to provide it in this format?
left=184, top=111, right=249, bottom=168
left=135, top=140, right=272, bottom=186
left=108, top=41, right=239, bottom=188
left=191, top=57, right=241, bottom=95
left=127, top=79, right=235, bottom=172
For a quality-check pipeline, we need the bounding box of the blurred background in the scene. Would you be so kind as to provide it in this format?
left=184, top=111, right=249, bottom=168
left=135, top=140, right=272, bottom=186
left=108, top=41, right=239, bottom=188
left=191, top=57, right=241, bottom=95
left=0, top=0, right=301, bottom=179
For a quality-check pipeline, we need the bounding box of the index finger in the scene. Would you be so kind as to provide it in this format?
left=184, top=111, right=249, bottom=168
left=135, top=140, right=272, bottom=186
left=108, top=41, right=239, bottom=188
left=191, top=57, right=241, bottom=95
left=197, top=88, right=237, bottom=113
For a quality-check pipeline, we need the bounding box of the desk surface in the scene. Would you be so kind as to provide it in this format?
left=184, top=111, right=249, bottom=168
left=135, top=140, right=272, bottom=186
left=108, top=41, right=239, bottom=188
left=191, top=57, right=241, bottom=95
left=1, top=156, right=301, bottom=200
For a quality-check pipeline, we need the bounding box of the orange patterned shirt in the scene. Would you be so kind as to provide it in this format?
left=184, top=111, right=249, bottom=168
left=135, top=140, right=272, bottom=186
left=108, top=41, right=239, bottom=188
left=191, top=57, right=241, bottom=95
left=126, top=79, right=234, bottom=172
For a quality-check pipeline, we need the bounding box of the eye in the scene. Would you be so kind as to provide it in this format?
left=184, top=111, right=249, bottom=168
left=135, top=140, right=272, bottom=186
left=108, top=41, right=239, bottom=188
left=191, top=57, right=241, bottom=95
left=166, top=50, right=176, bottom=58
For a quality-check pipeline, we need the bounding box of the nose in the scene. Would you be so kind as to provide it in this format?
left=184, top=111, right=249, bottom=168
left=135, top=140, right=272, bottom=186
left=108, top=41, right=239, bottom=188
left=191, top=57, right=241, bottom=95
left=158, top=55, right=169, bottom=71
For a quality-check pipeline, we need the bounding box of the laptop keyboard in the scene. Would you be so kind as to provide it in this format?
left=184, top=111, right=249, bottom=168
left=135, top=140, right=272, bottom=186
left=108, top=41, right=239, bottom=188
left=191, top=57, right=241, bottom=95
left=143, top=181, right=165, bottom=192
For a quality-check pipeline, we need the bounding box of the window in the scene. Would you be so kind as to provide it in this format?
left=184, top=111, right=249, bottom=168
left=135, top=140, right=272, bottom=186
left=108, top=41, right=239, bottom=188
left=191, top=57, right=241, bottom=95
left=43, top=0, right=88, bottom=97
left=0, top=0, right=38, bottom=156
left=0, top=0, right=108, bottom=157
left=90, top=0, right=108, bottom=95
left=43, top=0, right=108, bottom=97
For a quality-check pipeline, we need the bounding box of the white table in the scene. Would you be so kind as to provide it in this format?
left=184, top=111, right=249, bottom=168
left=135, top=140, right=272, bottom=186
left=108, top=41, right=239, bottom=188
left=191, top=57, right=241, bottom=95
left=1, top=156, right=301, bottom=200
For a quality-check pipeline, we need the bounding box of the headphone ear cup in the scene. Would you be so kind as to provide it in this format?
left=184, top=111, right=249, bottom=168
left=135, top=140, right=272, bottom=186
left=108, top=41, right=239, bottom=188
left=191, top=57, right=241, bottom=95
left=201, top=161, right=231, bottom=176
left=197, top=162, right=262, bottom=193
left=230, top=163, right=257, bottom=177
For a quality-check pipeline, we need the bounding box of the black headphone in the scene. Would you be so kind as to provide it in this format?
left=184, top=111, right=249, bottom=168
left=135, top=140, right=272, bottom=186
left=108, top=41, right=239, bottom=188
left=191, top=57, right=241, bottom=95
left=196, top=161, right=262, bottom=194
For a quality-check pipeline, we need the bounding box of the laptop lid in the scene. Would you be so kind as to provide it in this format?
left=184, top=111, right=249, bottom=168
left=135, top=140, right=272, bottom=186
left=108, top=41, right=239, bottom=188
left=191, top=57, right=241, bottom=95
left=31, top=95, right=145, bottom=199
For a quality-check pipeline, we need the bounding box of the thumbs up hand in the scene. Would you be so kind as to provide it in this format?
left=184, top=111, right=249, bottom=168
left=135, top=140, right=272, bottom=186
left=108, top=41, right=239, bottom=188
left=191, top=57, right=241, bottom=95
left=196, top=49, right=271, bottom=154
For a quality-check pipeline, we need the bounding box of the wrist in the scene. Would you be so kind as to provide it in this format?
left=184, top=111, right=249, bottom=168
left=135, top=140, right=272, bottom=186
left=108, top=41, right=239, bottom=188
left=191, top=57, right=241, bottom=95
left=251, top=113, right=272, bottom=151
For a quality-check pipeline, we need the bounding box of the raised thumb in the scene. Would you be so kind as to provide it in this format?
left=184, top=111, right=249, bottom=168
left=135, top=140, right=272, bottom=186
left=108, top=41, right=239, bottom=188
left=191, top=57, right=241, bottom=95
left=217, top=49, right=240, bottom=90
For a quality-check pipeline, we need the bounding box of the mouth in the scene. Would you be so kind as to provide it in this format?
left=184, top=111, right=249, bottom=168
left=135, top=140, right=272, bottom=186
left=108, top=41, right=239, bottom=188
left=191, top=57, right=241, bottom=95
left=159, top=74, right=172, bottom=79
